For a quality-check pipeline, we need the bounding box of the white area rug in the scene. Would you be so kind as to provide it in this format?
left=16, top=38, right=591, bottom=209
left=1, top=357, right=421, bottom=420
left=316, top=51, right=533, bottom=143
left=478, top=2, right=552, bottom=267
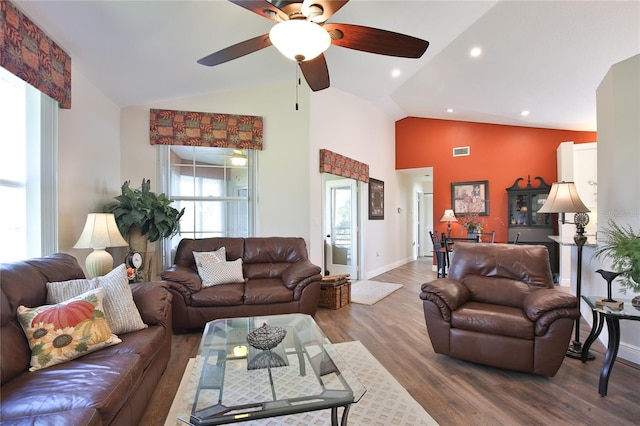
left=166, top=340, right=438, bottom=426
left=350, top=280, right=403, bottom=305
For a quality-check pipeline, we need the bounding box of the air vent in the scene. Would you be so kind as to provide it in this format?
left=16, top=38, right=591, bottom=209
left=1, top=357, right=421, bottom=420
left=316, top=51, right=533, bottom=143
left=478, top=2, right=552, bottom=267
left=453, top=146, right=470, bottom=157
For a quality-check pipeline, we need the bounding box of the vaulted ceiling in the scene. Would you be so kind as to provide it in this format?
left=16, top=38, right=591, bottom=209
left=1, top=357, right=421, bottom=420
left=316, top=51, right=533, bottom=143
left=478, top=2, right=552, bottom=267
left=15, top=1, right=640, bottom=131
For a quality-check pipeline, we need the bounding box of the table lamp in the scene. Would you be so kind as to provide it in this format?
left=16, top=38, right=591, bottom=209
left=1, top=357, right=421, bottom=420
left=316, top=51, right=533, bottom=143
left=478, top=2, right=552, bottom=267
left=538, top=181, right=593, bottom=359
left=74, top=213, right=129, bottom=278
left=440, top=209, right=458, bottom=237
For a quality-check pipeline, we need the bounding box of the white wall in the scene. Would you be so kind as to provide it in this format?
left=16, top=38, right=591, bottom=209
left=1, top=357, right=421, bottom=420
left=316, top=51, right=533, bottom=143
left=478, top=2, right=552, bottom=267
left=582, top=54, right=640, bottom=364
left=57, top=65, right=122, bottom=270
left=309, top=88, right=413, bottom=278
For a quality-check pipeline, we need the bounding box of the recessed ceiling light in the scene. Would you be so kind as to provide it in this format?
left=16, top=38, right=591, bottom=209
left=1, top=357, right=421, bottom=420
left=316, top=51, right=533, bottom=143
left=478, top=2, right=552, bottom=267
left=446, top=108, right=454, bottom=113
left=521, top=110, right=530, bottom=116
left=470, top=47, right=482, bottom=57
left=391, top=69, right=401, bottom=78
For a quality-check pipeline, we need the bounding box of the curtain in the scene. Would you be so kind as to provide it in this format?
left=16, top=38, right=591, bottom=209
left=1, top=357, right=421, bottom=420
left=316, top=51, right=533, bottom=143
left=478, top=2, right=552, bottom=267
left=0, top=1, right=72, bottom=108
left=319, top=149, right=369, bottom=183
left=149, top=108, right=264, bottom=150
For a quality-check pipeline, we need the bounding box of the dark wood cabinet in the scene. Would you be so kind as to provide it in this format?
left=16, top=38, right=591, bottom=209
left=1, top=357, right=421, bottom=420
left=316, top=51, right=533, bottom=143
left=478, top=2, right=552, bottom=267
left=506, top=176, right=557, bottom=275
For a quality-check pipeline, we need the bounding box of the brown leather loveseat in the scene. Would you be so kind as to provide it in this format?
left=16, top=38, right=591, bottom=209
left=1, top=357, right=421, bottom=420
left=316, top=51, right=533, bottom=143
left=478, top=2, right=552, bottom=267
left=0, top=253, right=172, bottom=425
left=420, top=242, right=579, bottom=377
left=161, top=237, right=322, bottom=333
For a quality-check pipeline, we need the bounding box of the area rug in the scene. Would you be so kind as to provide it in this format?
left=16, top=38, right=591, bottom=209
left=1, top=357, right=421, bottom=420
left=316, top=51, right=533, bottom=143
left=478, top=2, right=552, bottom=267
left=166, top=340, right=438, bottom=426
left=350, top=280, right=403, bottom=305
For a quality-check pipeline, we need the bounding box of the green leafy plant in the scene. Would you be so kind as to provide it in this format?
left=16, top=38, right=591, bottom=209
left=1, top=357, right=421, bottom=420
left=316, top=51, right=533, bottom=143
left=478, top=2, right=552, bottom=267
left=104, top=179, right=185, bottom=242
left=594, top=219, right=640, bottom=293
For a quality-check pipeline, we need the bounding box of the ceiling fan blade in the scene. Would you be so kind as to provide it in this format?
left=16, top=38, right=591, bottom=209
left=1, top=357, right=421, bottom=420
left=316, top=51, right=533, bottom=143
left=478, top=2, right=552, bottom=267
left=197, top=34, right=271, bottom=66
left=228, top=0, right=288, bottom=22
left=299, top=54, right=330, bottom=91
left=302, top=0, right=349, bottom=22
left=323, top=23, right=429, bottom=58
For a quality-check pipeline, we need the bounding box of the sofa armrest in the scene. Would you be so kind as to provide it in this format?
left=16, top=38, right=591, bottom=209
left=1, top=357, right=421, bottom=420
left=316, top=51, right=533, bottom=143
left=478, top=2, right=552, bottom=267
left=161, top=265, right=203, bottom=293
left=420, top=279, right=470, bottom=322
left=523, top=289, right=579, bottom=322
left=282, top=260, right=322, bottom=290
left=131, top=281, right=172, bottom=328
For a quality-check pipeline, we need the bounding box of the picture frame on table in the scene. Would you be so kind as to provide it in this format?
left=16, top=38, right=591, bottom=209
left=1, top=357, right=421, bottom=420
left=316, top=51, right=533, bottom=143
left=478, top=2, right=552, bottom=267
left=368, top=178, right=384, bottom=220
left=451, top=180, right=489, bottom=216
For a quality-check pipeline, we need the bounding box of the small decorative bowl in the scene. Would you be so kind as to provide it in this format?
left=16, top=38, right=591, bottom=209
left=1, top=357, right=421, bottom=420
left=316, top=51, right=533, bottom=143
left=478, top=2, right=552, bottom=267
left=246, top=323, right=287, bottom=350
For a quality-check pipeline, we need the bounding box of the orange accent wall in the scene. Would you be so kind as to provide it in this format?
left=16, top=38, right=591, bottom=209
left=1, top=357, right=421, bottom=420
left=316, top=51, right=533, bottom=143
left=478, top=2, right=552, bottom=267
left=396, top=117, right=597, bottom=243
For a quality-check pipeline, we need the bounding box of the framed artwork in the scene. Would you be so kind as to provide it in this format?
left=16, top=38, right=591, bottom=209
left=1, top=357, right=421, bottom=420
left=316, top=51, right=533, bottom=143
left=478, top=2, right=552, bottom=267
left=368, top=178, right=384, bottom=220
left=451, top=180, right=489, bottom=216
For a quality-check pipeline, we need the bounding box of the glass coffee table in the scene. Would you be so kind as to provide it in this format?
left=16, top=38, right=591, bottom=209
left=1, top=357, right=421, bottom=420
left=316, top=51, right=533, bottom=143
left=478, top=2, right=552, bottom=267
left=178, top=314, right=365, bottom=425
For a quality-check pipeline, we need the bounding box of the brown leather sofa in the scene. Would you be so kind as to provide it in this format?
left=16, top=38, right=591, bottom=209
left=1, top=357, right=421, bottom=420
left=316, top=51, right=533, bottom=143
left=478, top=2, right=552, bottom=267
left=420, top=242, right=580, bottom=377
left=0, top=253, right=172, bottom=425
left=161, top=237, right=322, bottom=333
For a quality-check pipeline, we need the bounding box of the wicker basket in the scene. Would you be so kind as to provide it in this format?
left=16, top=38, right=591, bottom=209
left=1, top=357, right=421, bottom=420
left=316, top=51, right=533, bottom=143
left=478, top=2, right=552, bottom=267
left=319, top=281, right=351, bottom=309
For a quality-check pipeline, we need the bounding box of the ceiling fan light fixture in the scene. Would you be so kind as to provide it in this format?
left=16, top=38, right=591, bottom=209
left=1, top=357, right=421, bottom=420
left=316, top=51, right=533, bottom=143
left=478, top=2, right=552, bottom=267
left=269, top=20, right=331, bottom=62
left=230, top=150, right=248, bottom=166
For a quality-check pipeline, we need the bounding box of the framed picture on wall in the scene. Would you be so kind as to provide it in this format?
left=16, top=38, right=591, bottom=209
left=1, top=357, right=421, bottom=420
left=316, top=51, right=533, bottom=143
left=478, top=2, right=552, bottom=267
left=369, top=178, right=384, bottom=220
left=451, top=180, right=489, bottom=216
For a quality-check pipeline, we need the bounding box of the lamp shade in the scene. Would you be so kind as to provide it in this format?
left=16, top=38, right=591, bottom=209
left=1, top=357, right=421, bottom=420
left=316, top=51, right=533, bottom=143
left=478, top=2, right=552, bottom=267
left=74, top=213, right=129, bottom=249
left=269, top=20, right=331, bottom=62
left=440, top=209, right=458, bottom=222
left=538, top=181, right=590, bottom=213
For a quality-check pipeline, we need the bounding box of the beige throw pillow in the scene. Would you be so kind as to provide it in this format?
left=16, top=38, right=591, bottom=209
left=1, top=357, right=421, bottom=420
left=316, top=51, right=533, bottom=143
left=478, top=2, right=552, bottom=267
left=194, top=248, right=244, bottom=287
left=47, top=264, right=147, bottom=334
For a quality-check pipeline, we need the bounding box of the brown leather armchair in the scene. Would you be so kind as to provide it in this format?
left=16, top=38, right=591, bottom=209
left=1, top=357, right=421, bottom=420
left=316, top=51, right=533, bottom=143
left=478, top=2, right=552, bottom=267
left=420, top=242, right=580, bottom=377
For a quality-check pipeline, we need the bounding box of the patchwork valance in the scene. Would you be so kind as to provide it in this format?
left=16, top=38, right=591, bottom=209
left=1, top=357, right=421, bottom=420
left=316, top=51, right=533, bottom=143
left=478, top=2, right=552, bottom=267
left=1, top=1, right=72, bottom=108
left=319, top=149, right=369, bottom=183
left=149, top=108, right=264, bottom=150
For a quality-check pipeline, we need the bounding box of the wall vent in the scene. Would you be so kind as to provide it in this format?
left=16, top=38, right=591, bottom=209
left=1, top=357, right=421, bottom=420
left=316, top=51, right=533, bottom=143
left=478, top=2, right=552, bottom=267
left=453, top=146, right=470, bottom=157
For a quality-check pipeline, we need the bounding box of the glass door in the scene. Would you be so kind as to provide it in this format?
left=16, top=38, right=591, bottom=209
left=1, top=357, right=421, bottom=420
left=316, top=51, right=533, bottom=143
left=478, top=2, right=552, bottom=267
left=323, top=177, right=358, bottom=278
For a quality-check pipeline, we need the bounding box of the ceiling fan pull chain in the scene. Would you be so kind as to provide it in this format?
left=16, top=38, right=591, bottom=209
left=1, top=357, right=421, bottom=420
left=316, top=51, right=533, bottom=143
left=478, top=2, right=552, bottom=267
left=295, top=63, right=300, bottom=111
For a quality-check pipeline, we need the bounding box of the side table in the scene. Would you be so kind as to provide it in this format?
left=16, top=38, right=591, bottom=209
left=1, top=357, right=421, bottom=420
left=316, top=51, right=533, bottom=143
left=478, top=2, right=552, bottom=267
left=581, top=295, right=640, bottom=396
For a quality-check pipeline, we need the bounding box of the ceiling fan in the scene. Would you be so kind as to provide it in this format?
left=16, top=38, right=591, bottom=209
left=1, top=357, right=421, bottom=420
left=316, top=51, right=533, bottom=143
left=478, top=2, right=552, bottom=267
left=197, top=0, right=429, bottom=91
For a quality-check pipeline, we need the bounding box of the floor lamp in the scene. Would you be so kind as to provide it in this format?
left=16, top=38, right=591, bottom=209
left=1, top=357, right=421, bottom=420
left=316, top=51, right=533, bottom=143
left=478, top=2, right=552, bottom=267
left=440, top=209, right=458, bottom=238
left=538, top=181, right=594, bottom=360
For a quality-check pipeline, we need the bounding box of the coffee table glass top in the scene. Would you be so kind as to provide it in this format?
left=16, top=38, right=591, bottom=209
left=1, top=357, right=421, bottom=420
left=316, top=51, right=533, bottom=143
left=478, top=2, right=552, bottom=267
left=180, top=313, right=366, bottom=425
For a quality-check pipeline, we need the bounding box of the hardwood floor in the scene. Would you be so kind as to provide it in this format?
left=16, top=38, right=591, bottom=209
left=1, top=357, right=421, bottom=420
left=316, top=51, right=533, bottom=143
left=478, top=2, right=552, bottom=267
left=141, top=258, right=640, bottom=426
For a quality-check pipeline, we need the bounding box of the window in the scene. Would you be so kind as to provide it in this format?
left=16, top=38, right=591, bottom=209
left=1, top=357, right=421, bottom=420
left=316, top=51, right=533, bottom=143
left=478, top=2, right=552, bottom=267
left=158, top=146, right=257, bottom=266
left=0, top=67, right=58, bottom=262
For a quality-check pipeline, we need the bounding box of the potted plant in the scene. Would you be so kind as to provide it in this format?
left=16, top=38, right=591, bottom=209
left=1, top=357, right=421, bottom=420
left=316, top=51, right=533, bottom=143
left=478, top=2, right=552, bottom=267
left=594, top=219, right=640, bottom=306
left=104, top=179, right=185, bottom=279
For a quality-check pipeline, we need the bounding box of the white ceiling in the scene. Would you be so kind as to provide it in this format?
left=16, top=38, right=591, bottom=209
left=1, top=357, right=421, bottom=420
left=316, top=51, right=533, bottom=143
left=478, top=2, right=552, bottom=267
left=15, top=1, right=640, bottom=131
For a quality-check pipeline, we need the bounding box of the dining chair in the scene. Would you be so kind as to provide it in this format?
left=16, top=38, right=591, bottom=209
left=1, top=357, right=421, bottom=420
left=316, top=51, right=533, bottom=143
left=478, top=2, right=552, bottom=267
left=430, top=231, right=448, bottom=278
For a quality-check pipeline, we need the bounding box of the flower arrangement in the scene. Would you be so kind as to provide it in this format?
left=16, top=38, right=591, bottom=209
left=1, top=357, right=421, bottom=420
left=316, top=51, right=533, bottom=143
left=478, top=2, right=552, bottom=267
left=459, top=203, right=484, bottom=234
left=126, top=267, right=141, bottom=283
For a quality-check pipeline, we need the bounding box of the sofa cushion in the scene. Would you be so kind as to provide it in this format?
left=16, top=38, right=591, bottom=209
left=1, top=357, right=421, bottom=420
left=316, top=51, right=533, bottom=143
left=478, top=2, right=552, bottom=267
left=462, top=275, right=532, bottom=308
left=196, top=257, right=245, bottom=287
left=244, top=279, right=294, bottom=304
left=46, top=264, right=147, bottom=334
left=191, top=283, right=245, bottom=307
left=17, top=288, right=121, bottom=371
left=0, top=351, right=143, bottom=425
left=451, top=301, right=534, bottom=339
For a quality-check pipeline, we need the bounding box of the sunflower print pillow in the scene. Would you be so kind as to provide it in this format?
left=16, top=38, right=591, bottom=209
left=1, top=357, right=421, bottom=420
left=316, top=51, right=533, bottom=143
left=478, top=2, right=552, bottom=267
left=17, top=288, right=121, bottom=371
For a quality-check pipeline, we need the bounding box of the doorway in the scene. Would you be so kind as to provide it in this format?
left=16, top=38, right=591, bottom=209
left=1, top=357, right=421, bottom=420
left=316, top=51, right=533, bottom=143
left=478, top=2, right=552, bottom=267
left=322, top=175, right=359, bottom=278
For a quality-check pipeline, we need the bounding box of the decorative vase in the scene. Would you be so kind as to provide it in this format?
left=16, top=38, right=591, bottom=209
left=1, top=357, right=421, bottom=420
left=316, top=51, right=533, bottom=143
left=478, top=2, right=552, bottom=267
left=127, top=227, right=156, bottom=281
left=467, top=231, right=480, bottom=241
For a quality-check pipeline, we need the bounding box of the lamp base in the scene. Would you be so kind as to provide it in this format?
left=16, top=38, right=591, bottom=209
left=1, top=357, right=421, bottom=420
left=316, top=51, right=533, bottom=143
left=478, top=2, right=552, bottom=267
left=85, top=248, right=114, bottom=278
left=566, top=341, right=595, bottom=360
